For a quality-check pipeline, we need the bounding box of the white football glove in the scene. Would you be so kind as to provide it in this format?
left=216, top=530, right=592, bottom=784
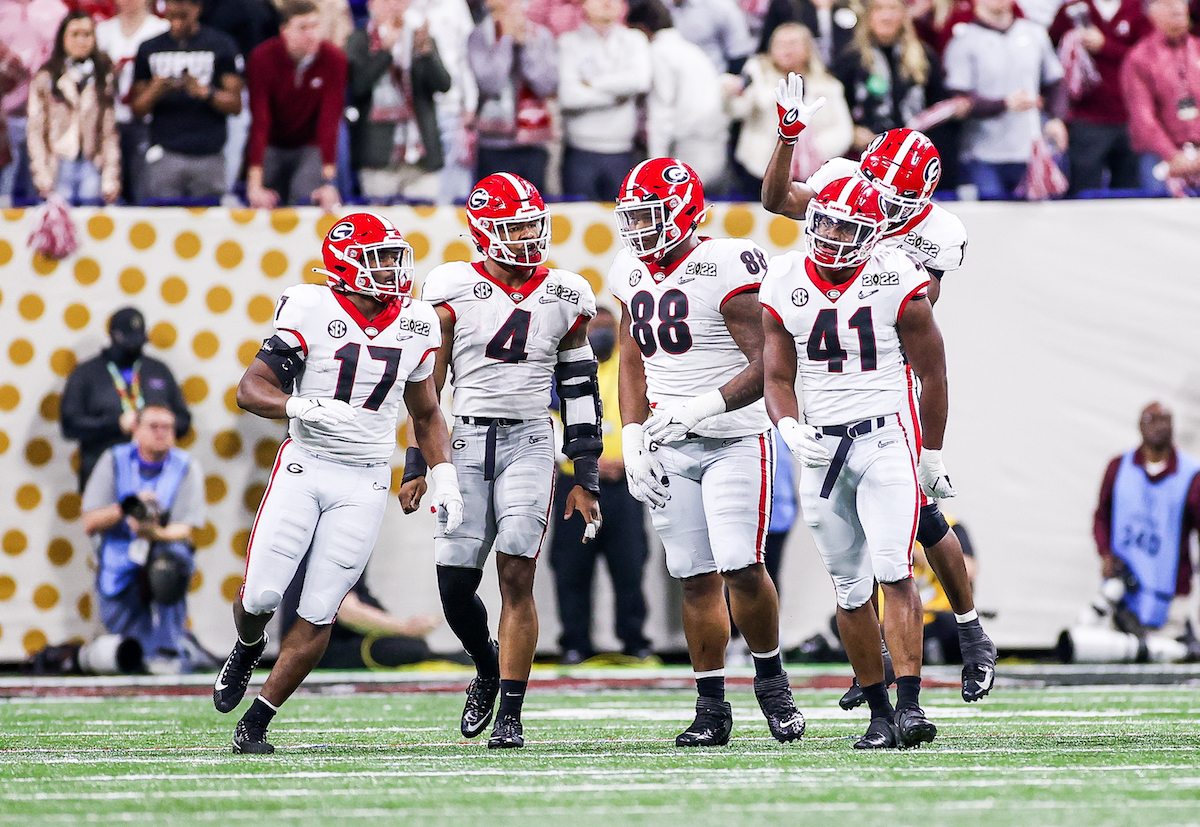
left=622, top=424, right=670, bottom=509
left=918, top=448, right=956, bottom=499
left=285, top=396, right=357, bottom=426
left=643, top=390, right=727, bottom=446
left=775, top=72, right=827, bottom=145
left=778, top=417, right=832, bottom=467
left=429, top=462, right=465, bottom=533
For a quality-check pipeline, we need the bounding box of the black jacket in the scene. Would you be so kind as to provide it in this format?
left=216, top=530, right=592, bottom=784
left=60, top=350, right=191, bottom=492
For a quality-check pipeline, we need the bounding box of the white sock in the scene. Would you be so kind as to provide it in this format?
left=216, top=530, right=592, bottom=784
left=751, top=646, right=782, bottom=659
left=255, top=694, right=278, bottom=712
left=694, top=668, right=725, bottom=679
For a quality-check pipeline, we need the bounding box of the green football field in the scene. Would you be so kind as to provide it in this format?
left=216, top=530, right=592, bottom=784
left=3, top=682, right=1199, bottom=827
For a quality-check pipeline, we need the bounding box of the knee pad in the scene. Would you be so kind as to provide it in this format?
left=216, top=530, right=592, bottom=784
left=836, top=576, right=876, bottom=611
left=241, top=587, right=283, bottom=617
left=492, top=515, right=546, bottom=559
left=916, top=502, right=951, bottom=548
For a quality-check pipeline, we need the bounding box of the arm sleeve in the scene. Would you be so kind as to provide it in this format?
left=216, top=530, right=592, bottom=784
left=1093, top=455, right=1122, bottom=557
left=346, top=30, right=393, bottom=100
left=468, top=27, right=516, bottom=98
left=519, top=26, right=559, bottom=99
left=80, top=450, right=118, bottom=514
left=720, top=241, right=767, bottom=307
left=60, top=364, right=125, bottom=445
left=584, top=30, right=653, bottom=98
left=1121, top=48, right=1179, bottom=159
left=169, top=459, right=207, bottom=530
left=557, top=35, right=620, bottom=111
left=25, top=73, right=53, bottom=195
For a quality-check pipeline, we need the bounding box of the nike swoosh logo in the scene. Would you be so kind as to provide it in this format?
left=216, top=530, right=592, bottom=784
left=505, top=692, right=522, bottom=697
left=539, top=297, right=557, bottom=303
left=214, top=678, right=228, bottom=691
left=528, top=436, right=548, bottom=443
left=781, top=714, right=804, bottom=728
left=976, top=666, right=994, bottom=689
left=858, top=289, right=879, bottom=300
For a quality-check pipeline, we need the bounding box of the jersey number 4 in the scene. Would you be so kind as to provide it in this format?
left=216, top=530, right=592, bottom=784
left=630, top=290, right=692, bottom=357
left=333, top=343, right=403, bottom=410
left=808, top=307, right=877, bottom=373
left=485, top=309, right=531, bottom=363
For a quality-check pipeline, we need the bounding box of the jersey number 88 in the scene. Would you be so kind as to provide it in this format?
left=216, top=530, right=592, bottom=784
left=630, top=289, right=692, bottom=357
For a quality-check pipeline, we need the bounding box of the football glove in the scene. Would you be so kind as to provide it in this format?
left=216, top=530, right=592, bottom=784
left=778, top=417, right=831, bottom=467
left=643, top=390, right=727, bottom=445
left=775, top=72, right=827, bottom=145
left=285, top=396, right=356, bottom=426
left=429, top=462, right=465, bottom=533
left=917, top=448, right=956, bottom=499
left=622, top=424, right=670, bottom=509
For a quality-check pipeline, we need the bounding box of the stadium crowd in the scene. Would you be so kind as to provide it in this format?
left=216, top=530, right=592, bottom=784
left=2, top=0, right=1198, bottom=208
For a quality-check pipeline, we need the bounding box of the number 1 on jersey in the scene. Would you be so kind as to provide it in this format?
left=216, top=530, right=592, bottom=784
left=807, top=307, right=877, bottom=373
left=333, top=343, right=404, bottom=410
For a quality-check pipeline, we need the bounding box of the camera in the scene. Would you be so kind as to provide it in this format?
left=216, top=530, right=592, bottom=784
left=121, top=494, right=166, bottom=525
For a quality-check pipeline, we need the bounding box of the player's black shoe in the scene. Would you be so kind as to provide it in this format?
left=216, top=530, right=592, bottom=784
left=675, top=697, right=733, bottom=747
left=854, top=716, right=899, bottom=749
left=894, top=705, right=938, bottom=748
left=839, top=651, right=895, bottom=711
left=487, top=715, right=524, bottom=749
left=960, top=625, right=997, bottom=702
left=461, top=675, right=501, bottom=738
left=753, top=674, right=806, bottom=743
left=213, top=633, right=268, bottom=714
left=232, top=718, right=274, bottom=755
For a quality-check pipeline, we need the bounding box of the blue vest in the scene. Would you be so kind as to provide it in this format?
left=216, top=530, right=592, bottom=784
left=98, top=443, right=191, bottom=598
left=1110, top=449, right=1200, bottom=628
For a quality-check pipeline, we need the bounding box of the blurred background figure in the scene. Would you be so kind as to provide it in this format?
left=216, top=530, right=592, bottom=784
left=663, top=0, right=756, bottom=75
left=629, top=0, right=730, bottom=185
left=550, top=306, right=654, bottom=665
left=80, top=405, right=208, bottom=674
left=468, top=0, right=558, bottom=190
left=757, top=0, right=858, bottom=67
left=60, top=306, right=191, bottom=493
left=245, top=0, right=346, bottom=211
left=27, top=10, right=122, bottom=205
left=726, top=22, right=850, bottom=194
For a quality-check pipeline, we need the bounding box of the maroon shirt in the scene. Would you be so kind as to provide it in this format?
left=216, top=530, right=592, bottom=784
left=1093, top=446, right=1200, bottom=596
left=1120, top=30, right=1200, bottom=159
left=246, top=36, right=347, bottom=167
left=1049, top=0, right=1151, bottom=125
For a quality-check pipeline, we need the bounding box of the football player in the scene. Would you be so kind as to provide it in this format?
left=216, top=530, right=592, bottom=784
left=763, top=73, right=996, bottom=705
left=609, top=158, right=806, bottom=747
left=213, top=213, right=465, bottom=754
left=400, top=173, right=602, bottom=749
left=761, top=177, right=948, bottom=749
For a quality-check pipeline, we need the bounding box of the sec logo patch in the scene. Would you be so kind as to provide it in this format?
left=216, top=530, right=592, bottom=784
left=791, top=288, right=809, bottom=306
left=629, top=269, right=643, bottom=286
left=328, top=320, right=347, bottom=338
left=474, top=282, right=493, bottom=299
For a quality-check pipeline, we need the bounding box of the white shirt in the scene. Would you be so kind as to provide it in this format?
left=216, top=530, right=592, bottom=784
left=95, top=14, right=170, bottom=123
left=608, top=237, right=772, bottom=437
left=421, top=261, right=597, bottom=419
left=558, top=23, right=653, bottom=154
left=646, top=28, right=729, bottom=157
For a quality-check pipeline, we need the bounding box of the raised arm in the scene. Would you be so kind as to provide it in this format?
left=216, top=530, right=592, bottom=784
left=761, top=72, right=824, bottom=218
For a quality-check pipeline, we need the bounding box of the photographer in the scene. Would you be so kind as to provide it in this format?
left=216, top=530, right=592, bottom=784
left=81, top=405, right=206, bottom=673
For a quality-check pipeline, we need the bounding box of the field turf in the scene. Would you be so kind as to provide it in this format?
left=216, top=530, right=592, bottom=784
left=2, top=682, right=1199, bottom=826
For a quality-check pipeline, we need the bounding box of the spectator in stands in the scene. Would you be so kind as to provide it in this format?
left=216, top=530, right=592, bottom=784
left=0, top=0, right=69, bottom=207
left=727, top=22, right=851, bottom=190
left=527, top=0, right=589, bottom=36
left=130, top=0, right=243, bottom=203
left=1049, top=0, right=1148, bottom=194
left=758, top=0, right=858, bottom=67
left=1120, top=0, right=1200, bottom=194
left=65, top=0, right=113, bottom=18
left=80, top=404, right=206, bottom=674
left=61, top=307, right=191, bottom=493
left=469, top=0, right=558, bottom=190
left=629, top=0, right=730, bottom=184
left=664, top=0, right=757, bottom=74
left=550, top=306, right=653, bottom=666
left=0, top=44, right=27, bottom=184
left=95, top=0, right=168, bottom=204
left=943, top=0, right=1067, bottom=199
left=833, top=0, right=946, bottom=154
left=345, top=0, right=451, bottom=203
left=280, top=0, right=353, bottom=48
left=245, top=0, right=345, bottom=210
left=558, top=0, right=651, bottom=200
left=27, top=10, right=121, bottom=204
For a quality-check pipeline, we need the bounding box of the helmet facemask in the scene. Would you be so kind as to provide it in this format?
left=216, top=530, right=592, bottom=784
left=616, top=195, right=689, bottom=261
left=858, top=167, right=931, bottom=231
left=804, top=204, right=883, bottom=269
left=337, top=240, right=414, bottom=303
left=474, top=210, right=550, bottom=267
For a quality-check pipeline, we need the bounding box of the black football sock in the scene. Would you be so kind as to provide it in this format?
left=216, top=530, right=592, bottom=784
left=895, top=675, right=922, bottom=711
left=242, top=696, right=277, bottom=728
left=751, top=646, right=785, bottom=680
left=497, top=680, right=527, bottom=720
left=437, top=565, right=498, bottom=678
left=862, top=681, right=894, bottom=721
left=695, top=671, right=726, bottom=702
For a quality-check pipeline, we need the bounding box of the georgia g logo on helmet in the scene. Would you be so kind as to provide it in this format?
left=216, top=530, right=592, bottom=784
left=328, top=221, right=355, bottom=242
left=662, top=164, right=690, bottom=185
left=467, top=188, right=491, bottom=210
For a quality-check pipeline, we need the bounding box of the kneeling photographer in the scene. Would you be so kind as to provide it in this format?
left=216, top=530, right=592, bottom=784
left=81, top=405, right=208, bottom=673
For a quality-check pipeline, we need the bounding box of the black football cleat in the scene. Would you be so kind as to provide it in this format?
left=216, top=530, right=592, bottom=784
left=839, top=651, right=896, bottom=711
left=854, top=716, right=900, bottom=749
left=461, top=675, right=501, bottom=738
left=232, top=719, right=274, bottom=755
left=960, top=626, right=997, bottom=703
left=487, top=715, right=524, bottom=749
left=894, top=706, right=938, bottom=748
left=213, top=633, right=268, bottom=714
left=753, top=674, right=806, bottom=743
left=675, top=697, right=733, bottom=747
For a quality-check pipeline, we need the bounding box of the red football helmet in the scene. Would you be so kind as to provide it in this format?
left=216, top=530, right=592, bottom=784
left=614, top=158, right=706, bottom=262
left=466, top=173, right=550, bottom=267
left=805, top=177, right=888, bottom=268
left=857, top=128, right=941, bottom=228
left=315, top=212, right=414, bottom=304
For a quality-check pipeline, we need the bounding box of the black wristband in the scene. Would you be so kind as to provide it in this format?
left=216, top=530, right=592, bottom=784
left=402, top=446, right=428, bottom=484
left=572, top=455, right=601, bottom=495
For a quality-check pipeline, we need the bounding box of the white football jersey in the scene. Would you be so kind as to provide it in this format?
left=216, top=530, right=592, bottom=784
left=806, top=157, right=967, bottom=273
left=760, top=246, right=930, bottom=427
left=272, top=284, right=440, bottom=465
left=421, top=261, right=597, bottom=419
left=608, top=237, right=771, bottom=437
